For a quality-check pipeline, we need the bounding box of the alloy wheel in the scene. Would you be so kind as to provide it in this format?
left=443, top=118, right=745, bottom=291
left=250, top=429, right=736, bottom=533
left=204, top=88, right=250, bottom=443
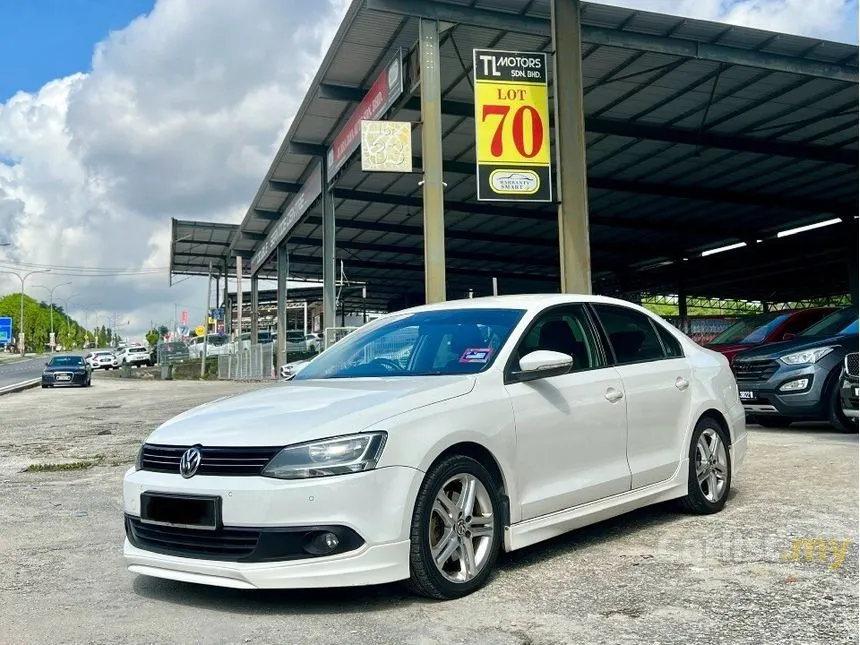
left=428, top=473, right=495, bottom=583
left=695, top=428, right=728, bottom=503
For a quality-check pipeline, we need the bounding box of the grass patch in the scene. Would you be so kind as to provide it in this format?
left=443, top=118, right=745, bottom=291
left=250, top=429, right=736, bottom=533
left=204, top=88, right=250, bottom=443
left=25, top=461, right=95, bottom=472
left=24, top=453, right=106, bottom=473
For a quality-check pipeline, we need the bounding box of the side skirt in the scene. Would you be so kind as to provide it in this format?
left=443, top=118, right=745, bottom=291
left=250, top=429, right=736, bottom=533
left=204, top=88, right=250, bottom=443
left=503, top=459, right=689, bottom=552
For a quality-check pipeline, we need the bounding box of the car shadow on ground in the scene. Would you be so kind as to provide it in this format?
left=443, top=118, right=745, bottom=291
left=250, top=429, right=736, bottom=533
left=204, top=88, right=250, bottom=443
left=131, top=494, right=735, bottom=613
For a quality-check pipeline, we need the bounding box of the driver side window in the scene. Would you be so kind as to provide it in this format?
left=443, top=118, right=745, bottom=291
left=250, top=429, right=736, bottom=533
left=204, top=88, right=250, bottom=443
left=516, top=306, right=603, bottom=373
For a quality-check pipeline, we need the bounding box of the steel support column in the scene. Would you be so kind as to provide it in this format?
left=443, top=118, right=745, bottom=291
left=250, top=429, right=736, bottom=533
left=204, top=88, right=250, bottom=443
left=846, top=219, right=859, bottom=305
left=250, top=275, right=259, bottom=344
left=419, top=18, right=447, bottom=303
left=321, top=158, right=337, bottom=329
left=236, top=256, right=244, bottom=337
left=277, top=245, right=289, bottom=369
left=552, top=0, right=591, bottom=294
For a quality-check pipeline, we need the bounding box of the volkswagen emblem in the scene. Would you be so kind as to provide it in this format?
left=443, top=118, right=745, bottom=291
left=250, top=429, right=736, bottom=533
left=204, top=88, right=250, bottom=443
left=179, top=446, right=202, bottom=478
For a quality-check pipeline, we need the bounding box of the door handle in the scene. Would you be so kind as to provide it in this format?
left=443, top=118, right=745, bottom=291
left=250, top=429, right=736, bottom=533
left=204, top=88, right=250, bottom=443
left=604, top=388, right=624, bottom=403
left=675, top=377, right=689, bottom=391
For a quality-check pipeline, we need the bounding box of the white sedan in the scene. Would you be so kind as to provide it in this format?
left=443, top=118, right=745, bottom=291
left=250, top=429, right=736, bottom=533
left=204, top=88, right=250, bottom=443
left=122, top=294, right=747, bottom=599
left=87, top=350, right=119, bottom=370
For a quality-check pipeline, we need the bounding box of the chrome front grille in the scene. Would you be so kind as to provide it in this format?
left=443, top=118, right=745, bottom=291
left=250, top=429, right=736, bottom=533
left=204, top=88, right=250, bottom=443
left=140, top=444, right=282, bottom=476
left=845, top=352, right=859, bottom=378
left=732, top=358, right=779, bottom=382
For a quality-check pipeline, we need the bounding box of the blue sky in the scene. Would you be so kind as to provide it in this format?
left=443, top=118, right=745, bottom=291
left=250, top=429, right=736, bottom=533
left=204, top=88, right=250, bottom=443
left=0, top=0, right=155, bottom=101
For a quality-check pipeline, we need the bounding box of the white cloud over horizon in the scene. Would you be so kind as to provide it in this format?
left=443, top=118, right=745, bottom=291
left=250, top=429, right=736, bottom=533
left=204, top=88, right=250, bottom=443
left=0, top=0, right=856, bottom=341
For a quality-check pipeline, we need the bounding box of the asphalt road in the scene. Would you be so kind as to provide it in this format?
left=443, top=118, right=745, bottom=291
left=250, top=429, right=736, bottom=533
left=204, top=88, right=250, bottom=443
left=0, top=356, right=49, bottom=389
left=0, top=377, right=856, bottom=645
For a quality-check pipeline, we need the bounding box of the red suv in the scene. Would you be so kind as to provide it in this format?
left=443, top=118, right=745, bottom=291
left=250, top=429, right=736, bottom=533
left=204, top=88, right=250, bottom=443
left=706, top=308, right=836, bottom=362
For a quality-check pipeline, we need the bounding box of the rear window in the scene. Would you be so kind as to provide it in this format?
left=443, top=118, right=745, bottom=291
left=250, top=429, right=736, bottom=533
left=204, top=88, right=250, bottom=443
left=129, top=347, right=147, bottom=353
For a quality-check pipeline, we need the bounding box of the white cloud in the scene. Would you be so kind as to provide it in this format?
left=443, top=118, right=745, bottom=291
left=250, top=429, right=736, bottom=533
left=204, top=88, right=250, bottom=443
left=0, top=0, right=348, bottom=340
left=599, top=0, right=858, bottom=43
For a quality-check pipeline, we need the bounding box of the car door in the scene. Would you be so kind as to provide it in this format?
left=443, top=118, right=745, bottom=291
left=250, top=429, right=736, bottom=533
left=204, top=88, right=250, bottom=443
left=589, top=303, right=693, bottom=489
left=504, top=304, right=631, bottom=521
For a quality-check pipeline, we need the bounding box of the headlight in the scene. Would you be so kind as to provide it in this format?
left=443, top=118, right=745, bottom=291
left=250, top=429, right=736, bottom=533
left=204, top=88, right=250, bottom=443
left=134, top=444, right=144, bottom=471
left=261, top=432, right=387, bottom=480
left=779, top=347, right=835, bottom=365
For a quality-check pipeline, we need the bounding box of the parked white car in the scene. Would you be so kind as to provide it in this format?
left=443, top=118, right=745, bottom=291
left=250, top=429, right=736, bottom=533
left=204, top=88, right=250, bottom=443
left=187, top=334, right=231, bottom=358
left=123, top=294, right=747, bottom=599
left=86, top=350, right=120, bottom=370
left=119, top=346, right=152, bottom=367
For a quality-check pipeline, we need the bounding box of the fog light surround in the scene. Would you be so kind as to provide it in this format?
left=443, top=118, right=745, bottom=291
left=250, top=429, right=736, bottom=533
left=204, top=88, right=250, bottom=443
left=779, top=378, right=810, bottom=392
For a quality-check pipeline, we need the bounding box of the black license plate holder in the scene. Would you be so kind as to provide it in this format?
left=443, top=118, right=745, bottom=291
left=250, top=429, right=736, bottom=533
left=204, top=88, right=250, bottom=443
left=140, top=492, right=220, bottom=530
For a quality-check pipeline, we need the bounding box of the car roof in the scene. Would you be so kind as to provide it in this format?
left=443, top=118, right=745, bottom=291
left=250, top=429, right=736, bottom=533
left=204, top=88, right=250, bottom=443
left=399, top=293, right=654, bottom=315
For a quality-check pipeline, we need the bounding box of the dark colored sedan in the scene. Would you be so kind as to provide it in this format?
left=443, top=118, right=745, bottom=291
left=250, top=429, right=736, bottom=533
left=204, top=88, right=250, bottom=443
left=731, top=307, right=858, bottom=432
left=42, top=355, right=92, bottom=388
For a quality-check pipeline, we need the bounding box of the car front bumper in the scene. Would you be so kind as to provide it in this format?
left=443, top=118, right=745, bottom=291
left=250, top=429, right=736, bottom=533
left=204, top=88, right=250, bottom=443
left=735, top=364, right=828, bottom=420
left=122, top=465, right=423, bottom=589
left=840, top=376, right=859, bottom=418
left=42, top=372, right=88, bottom=386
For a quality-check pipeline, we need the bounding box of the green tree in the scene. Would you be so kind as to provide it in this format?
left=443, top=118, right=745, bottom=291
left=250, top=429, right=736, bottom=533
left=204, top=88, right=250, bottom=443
left=158, top=325, right=169, bottom=338
left=0, top=293, right=87, bottom=353
left=146, top=329, right=159, bottom=346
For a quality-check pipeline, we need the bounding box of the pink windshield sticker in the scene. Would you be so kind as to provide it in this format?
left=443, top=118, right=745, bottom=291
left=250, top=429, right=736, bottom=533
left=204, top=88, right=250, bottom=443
left=459, top=348, right=493, bottom=363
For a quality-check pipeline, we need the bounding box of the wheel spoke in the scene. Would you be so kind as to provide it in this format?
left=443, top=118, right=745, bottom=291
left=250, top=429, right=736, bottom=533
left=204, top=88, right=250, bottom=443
left=460, top=537, right=478, bottom=579
left=432, top=499, right=454, bottom=526
left=432, top=528, right=459, bottom=567
left=708, top=434, right=723, bottom=460
left=697, top=464, right=710, bottom=484
left=707, top=471, right=719, bottom=501
left=469, top=514, right=494, bottom=538
left=436, top=489, right=459, bottom=519
left=458, top=476, right=478, bottom=518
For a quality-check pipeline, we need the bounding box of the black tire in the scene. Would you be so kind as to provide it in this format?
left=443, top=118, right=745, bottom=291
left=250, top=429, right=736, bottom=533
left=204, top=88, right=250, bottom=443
left=40, top=384, right=47, bottom=389
left=406, top=454, right=503, bottom=600
left=677, top=417, right=733, bottom=515
left=827, top=375, right=857, bottom=434
left=751, top=415, right=791, bottom=428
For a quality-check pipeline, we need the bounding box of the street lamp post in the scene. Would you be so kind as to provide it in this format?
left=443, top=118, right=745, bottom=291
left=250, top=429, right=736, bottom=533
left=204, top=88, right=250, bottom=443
left=31, top=282, right=72, bottom=352
left=0, top=269, right=52, bottom=354
left=57, top=293, right=80, bottom=349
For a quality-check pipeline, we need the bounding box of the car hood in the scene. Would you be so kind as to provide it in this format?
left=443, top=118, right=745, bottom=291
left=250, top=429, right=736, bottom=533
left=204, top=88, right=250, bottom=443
left=706, top=343, right=760, bottom=359
left=147, top=375, right=477, bottom=447
left=732, top=333, right=858, bottom=361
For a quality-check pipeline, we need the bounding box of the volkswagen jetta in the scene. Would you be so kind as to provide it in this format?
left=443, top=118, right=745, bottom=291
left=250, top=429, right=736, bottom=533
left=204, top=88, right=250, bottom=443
left=123, top=295, right=747, bottom=599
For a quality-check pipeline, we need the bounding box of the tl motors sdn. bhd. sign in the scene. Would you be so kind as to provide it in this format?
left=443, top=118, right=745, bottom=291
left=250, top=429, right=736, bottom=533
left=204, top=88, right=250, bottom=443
left=473, top=49, right=552, bottom=202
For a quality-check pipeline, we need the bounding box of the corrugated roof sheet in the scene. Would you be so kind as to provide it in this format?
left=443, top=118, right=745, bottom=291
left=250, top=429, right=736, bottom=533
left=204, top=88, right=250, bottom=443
left=183, top=0, right=857, bottom=305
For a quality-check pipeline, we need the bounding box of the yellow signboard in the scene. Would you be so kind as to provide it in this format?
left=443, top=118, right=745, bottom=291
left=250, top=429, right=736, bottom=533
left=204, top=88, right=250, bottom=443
left=473, top=49, right=552, bottom=202
left=195, top=325, right=206, bottom=337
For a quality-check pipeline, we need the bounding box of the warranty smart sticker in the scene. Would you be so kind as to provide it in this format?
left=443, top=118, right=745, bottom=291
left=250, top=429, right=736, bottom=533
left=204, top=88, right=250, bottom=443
left=459, top=348, right=493, bottom=364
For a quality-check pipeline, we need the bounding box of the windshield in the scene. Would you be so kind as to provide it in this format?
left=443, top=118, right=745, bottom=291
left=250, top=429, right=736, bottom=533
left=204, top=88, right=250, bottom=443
left=294, top=308, right=526, bottom=380
left=708, top=312, right=790, bottom=345
left=49, top=356, right=84, bottom=367
left=799, top=307, right=858, bottom=337
left=129, top=347, right=147, bottom=353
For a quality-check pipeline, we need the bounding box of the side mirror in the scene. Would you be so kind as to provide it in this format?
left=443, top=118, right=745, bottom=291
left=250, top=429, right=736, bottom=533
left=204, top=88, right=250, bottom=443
left=782, top=332, right=796, bottom=341
left=510, top=350, right=573, bottom=383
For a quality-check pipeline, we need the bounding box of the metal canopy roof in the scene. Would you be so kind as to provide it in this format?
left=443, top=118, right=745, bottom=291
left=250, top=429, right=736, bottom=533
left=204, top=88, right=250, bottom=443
left=170, top=218, right=238, bottom=281
left=221, top=0, right=858, bottom=307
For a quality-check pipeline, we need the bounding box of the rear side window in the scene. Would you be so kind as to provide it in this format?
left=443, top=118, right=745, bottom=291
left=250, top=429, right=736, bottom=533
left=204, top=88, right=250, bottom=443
left=655, top=322, right=684, bottom=358
left=592, top=304, right=666, bottom=365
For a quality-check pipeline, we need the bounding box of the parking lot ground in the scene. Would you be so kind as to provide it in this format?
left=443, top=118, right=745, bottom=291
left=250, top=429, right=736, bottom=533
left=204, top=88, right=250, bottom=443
left=0, top=377, right=857, bottom=645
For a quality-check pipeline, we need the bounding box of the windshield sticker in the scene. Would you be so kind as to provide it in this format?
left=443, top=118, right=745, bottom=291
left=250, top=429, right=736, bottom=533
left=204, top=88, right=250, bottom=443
left=460, top=348, right=493, bottom=363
